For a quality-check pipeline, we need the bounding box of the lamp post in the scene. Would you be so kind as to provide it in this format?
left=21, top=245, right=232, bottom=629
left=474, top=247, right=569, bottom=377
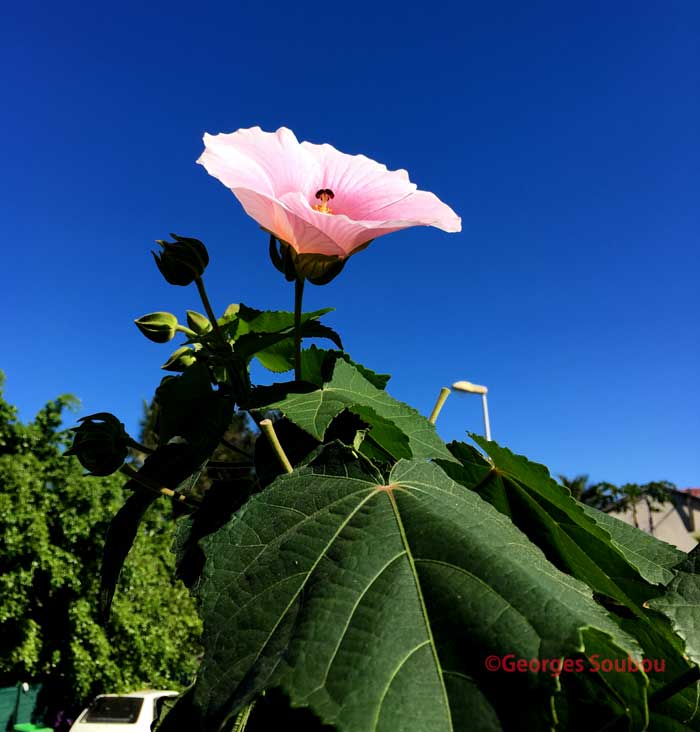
left=452, top=380, right=491, bottom=441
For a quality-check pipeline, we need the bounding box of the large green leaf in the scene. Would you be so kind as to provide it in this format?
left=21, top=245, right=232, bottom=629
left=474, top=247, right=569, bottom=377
left=262, top=359, right=453, bottom=462
left=164, top=445, right=643, bottom=732
left=440, top=438, right=699, bottom=728
left=648, top=546, right=700, bottom=667
left=441, top=437, right=673, bottom=605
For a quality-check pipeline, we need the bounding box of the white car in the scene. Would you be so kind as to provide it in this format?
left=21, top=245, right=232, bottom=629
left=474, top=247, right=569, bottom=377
left=68, top=690, right=179, bottom=732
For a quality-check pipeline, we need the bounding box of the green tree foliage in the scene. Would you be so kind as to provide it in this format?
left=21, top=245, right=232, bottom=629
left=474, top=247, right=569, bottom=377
left=0, top=373, right=202, bottom=721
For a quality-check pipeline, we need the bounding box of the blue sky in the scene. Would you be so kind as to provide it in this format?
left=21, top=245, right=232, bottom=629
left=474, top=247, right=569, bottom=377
left=3, top=0, right=698, bottom=487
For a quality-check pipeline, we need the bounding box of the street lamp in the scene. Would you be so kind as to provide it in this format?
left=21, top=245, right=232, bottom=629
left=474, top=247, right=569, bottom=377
left=452, top=380, right=491, bottom=441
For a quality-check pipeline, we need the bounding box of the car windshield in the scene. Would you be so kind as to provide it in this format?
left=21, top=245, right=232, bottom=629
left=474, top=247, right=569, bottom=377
left=84, top=697, right=143, bottom=723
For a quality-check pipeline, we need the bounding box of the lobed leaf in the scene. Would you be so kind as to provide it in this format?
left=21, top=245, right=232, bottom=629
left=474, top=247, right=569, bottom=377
left=165, top=446, right=642, bottom=732
left=261, top=359, right=453, bottom=462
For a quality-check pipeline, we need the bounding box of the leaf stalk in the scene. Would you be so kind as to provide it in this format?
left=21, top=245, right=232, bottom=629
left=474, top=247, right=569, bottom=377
left=259, top=419, right=294, bottom=474
left=428, top=387, right=451, bottom=424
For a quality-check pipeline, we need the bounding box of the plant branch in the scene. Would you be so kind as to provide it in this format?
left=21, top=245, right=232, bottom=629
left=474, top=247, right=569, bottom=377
left=119, top=464, right=201, bottom=508
left=127, top=438, right=154, bottom=454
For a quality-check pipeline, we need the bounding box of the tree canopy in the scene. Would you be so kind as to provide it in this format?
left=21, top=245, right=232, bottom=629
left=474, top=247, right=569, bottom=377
left=0, top=373, right=203, bottom=722
left=558, top=473, right=675, bottom=530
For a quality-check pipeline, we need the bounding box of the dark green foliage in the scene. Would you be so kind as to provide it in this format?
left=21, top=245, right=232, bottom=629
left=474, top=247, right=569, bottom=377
left=61, top=266, right=700, bottom=731
left=0, top=374, right=202, bottom=722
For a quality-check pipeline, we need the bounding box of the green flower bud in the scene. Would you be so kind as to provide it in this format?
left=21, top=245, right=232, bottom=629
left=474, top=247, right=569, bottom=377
left=186, top=309, right=212, bottom=335
left=135, top=312, right=178, bottom=343
left=152, top=233, right=209, bottom=286
left=162, top=346, right=197, bottom=372
left=65, top=412, right=129, bottom=476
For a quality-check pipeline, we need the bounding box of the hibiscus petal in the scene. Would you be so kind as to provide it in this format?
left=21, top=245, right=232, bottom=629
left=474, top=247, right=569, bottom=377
left=232, top=188, right=346, bottom=257
left=367, top=189, right=462, bottom=233
left=281, top=192, right=461, bottom=257
left=301, top=141, right=418, bottom=220
left=198, top=126, right=462, bottom=261
left=198, top=127, right=318, bottom=199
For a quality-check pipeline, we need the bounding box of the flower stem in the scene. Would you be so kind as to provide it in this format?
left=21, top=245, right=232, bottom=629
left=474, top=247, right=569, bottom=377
left=294, top=275, right=305, bottom=381
left=428, top=387, right=451, bottom=424
left=259, top=419, right=293, bottom=474
left=195, top=276, right=226, bottom=348
left=195, top=275, right=243, bottom=392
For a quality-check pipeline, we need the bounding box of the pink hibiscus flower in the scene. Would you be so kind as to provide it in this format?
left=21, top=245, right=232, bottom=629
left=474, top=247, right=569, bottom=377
left=197, top=126, right=461, bottom=260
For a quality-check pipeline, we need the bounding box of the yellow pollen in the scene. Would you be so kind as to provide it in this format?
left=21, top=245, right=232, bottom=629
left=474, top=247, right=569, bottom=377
left=313, top=188, right=334, bottom=214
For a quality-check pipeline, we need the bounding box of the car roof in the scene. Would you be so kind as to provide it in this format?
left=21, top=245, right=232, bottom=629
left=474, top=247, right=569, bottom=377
left=95, top=690, right=179, bottom=699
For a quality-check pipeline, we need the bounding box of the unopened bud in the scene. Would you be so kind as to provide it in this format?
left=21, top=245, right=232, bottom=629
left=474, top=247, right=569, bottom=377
left=152, top=234, right=209, bottom=286
left=135, top=312, right=178, bottom=343
left=162, top=346, right=197, bottom=372
left=66, top=412, right=129, bottom=476
left=186, top=310, right=212, bottom=335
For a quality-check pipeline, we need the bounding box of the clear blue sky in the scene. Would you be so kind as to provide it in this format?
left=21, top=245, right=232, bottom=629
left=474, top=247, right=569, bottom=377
left=2, top=1, right=698, bottom=487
